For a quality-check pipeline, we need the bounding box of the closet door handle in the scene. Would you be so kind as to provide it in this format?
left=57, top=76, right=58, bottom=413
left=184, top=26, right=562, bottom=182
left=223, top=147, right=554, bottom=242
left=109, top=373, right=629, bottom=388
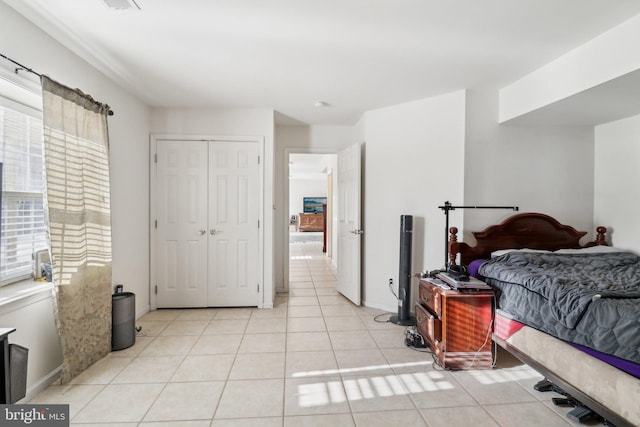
left=210, top=228, right=218, bottom=235
left=198, top=229, right=206, bottom=235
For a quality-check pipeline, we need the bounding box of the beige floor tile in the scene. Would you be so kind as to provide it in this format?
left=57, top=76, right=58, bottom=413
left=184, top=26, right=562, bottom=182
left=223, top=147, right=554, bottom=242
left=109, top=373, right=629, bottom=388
left=190, top=334, right=242, bottom=355
left=451, top=369, right=539, bottom=405
left=380, top=347, right=435, bottom=374
left=288, top=296, right=320, bottom=306
left=212, top=418, right=283, bottom=427
left=144, top=381, right=225, bottom=421
left=160, top=320, right=209, bottom=336
left=329, top=331, right=377, bottom=350
left=318, top=295, right=352, bottom=305
left=353, top=409, right=427, bottom=427
left=288, top=316, right=327, bottom=332
left=171, top=354, right=235, bottom=381
left=324, top=316, right=366, bottom=332
left=343, top=373, right=415, bottom=413
left=138, top=309, right=181, bottom=321
left=28, top=384, right=104, bottom=419
left=321, top=305, right=358, bottom=317
left=483, top=401, right=572, bottom=426
left=284, top=413, right=355, bottom=427
left=419, top=406, right=499, bottom=427
left=203, top=319, right=249, bottom=335
left=139, top=335, right=198, bottom=356
left=111, top=355, right=182, bottom=383
left=369, top=329, right=406, bottom=348
left=110, top=336, right=154, bottom=358
left=215, top=307, right=254, bottom=319
left=229, top=352, right=286, bottom=380
left=69, top=355, right=132, bottom=385
left=359, top=314, right=397, bottom=330
left=314, top=288, right=339, bottom=296
left=288, top=305, right=323, bottom=318
left=290, top=288, right=317, bottom=297
left=313, top=281, right=339, bottom=288
left=238, top=332, right=287, bottom=353
left=72, top=383, right=164, bottom=423
left=405, top=370, right=477, bottom=409
left=136, top=320, right=170, bottom=336
left=286, top=351, right=339, bottom=378
left=245, top=317, right=287, bottom=333
left=141, top=421, right=212, bottom=427
left=287, top=332, right=333, bottom=352
left=215, top=379, right=285, bottom=419
left=334, top=349, right=393, bottom=377
left=289, top=281, right=314, bottom=289
left=252, top=304, right=287, bottom=318
left=284, top=376, right=351, bottom=416
left=175, top=308, right=219, bottom=320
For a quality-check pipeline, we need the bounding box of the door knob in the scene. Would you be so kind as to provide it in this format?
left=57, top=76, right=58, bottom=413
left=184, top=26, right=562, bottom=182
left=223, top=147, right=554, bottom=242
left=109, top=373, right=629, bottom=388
left=350, top=229, right=364, bottom=235
left=199, top=229, right=206, bottom=235
left=210, top=228, right=218, bottom=235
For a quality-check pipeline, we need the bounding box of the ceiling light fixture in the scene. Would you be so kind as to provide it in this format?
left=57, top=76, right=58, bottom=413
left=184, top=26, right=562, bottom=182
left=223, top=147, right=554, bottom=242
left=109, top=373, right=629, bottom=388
left=314, top=101, right=330, bottom=108
left=103, top=0, right=141, bottom=10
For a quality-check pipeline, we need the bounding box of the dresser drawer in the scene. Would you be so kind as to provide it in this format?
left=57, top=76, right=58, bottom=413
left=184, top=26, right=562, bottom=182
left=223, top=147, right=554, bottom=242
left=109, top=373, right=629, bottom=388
left=418, top=280, right=442, bottom=316
left=415, top=303, right=441, bottom=346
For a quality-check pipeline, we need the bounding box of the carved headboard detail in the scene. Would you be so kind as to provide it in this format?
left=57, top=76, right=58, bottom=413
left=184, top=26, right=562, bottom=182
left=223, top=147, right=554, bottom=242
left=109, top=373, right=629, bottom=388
left=448, top=212, right=607, bottom=266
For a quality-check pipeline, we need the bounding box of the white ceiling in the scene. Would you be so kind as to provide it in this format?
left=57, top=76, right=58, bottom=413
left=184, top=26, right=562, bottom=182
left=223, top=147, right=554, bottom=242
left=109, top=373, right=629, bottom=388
left=289, top=153, right=335, bottom=180
left=5, top=0, right=640, bottom=125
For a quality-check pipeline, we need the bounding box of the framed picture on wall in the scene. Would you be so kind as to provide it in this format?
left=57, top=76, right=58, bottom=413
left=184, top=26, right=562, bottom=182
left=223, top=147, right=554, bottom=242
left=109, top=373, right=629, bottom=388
left=303, top=197, right=326, bottom=213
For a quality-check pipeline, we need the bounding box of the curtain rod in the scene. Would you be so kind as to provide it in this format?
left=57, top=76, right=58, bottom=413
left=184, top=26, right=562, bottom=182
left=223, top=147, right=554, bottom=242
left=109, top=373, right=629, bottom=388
left=0, top=53, right=115, bottom=116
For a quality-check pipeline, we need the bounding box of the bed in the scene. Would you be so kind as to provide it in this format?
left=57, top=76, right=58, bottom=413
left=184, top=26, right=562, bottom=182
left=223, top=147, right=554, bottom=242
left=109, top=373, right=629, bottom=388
left=448, top=213, right=640, bottom=427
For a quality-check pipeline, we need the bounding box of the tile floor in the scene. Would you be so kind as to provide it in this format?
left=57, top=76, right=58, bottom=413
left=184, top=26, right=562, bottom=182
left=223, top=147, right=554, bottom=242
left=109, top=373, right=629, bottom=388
left=28, top=241, right=590, bottom=426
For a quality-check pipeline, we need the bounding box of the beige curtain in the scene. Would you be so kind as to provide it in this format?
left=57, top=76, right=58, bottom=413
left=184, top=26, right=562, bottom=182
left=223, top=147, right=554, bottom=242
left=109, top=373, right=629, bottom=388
left=41, top=76, right=113, bottom=383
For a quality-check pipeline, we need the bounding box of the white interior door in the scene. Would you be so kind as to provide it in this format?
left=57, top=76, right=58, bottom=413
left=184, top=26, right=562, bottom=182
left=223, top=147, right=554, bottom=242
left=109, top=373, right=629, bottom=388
left=156, top=140, right=209, bottom=307
left=337, top=143, right=362, bottom=305
left=155, top=139, right=260, bottom=308
left=208, top=141, right=260, bottom=306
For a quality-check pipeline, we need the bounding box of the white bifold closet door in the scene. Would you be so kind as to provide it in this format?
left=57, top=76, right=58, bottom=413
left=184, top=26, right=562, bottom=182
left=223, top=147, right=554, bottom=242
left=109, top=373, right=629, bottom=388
left=156, top=139, right=260, bottom=308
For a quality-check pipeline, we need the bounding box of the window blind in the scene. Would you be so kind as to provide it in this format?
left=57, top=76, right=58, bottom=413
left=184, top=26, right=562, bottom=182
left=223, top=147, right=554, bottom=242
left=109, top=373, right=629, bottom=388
left=0, top=103, right=47, bottom=284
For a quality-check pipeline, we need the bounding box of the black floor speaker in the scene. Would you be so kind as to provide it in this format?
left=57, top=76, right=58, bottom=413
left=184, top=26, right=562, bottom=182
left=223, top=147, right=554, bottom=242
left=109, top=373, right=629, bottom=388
left=390, top=215, right=416, bottom=326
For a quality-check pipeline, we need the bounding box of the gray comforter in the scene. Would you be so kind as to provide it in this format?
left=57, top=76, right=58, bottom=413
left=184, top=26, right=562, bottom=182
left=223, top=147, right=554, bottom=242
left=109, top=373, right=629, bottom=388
left=479, top=251, right=640, bottom=363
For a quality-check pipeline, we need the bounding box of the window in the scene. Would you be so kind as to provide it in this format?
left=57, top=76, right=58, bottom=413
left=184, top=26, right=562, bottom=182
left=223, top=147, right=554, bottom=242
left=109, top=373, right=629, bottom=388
left=0, top=72, right=46, bottom=286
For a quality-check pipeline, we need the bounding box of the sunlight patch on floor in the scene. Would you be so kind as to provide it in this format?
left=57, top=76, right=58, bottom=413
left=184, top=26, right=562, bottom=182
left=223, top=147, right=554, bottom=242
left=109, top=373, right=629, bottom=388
left=468, top=366, right=540, bottom=385
left=291, top=360, right=432, bottom=378
left=297, top=371, right=455, bottom=407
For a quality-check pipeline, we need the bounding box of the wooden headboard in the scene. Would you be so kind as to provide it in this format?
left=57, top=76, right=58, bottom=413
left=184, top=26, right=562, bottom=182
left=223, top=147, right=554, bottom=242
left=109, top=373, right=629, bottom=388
left=448, top=212, right=607, bottom=266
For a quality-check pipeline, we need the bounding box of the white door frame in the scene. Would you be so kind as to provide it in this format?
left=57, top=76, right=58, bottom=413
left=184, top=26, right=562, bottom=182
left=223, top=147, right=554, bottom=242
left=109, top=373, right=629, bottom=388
left=150, top=134, right=265, bottom=310
left=283, top=147, right=337, bottom=293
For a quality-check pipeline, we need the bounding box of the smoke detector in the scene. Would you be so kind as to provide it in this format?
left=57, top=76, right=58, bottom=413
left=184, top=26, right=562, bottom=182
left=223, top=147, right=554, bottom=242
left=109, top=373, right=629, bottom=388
left=103, top=0, right=140, bottom=10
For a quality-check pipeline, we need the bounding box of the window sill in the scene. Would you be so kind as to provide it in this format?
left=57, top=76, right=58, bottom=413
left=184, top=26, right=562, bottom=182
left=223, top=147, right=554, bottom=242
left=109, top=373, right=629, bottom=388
left=0, top=279, right=54, bottom=315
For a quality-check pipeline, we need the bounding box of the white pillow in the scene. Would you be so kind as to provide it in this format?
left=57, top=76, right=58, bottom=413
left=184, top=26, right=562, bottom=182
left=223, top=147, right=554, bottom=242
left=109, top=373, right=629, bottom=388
left=490, top=248, right=551, bottom=258
left=554, top=246, right=626, bottom=254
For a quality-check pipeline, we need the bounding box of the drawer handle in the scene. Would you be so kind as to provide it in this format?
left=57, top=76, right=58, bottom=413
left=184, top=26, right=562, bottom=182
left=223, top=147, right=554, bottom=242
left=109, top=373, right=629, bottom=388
left=421, top=293, right=428, bottom=301
left=416, top=314, right=423, bottom=323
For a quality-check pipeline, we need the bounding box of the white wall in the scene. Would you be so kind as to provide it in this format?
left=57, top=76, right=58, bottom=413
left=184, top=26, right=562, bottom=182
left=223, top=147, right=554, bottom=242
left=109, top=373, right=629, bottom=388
left=594, top=114, right=640, bottom=253
left=1, top=2, right=151, bottom=394
left=150, top=107, right=276, bottom=306
left=464, top=90, right=596, bottom=243
left=361, top=91, right=466, bottom=312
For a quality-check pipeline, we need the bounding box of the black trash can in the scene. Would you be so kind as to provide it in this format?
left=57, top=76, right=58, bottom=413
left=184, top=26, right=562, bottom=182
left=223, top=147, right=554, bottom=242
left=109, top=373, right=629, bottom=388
left=112, top=290, right=136, bottom=351
left=9, top=343, right=28, bottom=403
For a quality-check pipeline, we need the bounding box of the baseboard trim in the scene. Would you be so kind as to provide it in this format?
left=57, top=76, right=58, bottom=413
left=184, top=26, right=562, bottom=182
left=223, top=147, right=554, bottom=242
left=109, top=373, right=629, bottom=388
left=19, top=365, right=62, bottom=403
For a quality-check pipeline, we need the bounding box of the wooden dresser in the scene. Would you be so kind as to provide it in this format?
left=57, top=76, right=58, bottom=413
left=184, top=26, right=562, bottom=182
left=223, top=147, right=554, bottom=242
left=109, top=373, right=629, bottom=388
left=298, top=213, right=324, bottom=232
left=415, top=278, right=494, bottom=369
